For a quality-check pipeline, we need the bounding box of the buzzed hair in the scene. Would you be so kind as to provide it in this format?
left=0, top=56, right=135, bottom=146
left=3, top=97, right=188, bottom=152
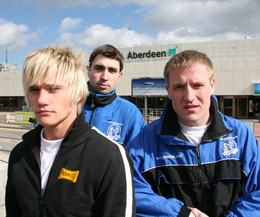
left=23, top=46, right=88, bottom=115
left=164, top=50, right=214, bottom=84
left=89, top=44, right=124, bottom=72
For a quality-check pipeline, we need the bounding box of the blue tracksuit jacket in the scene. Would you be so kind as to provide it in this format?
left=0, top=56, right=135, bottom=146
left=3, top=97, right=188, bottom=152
left=83, top=91, right=146, bottom=147
left=127, top=96, right=260, bottom=217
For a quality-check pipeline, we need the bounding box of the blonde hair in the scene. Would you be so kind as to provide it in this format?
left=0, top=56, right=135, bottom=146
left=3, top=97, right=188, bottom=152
left=164, top=50, right=214, bottom=85
left=23, top=46, right=88, bottom=114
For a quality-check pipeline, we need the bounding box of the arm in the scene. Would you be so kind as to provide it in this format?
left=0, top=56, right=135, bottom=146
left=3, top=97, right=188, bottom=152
left=93, top=142, right=135, bottom=217
left=5, top=158, right=21, bottom=217
left=124, top=107, right=146, bottom=148
left=127, top=133, right=191, bottom=217
left=224, top=130, right=260, bottom=216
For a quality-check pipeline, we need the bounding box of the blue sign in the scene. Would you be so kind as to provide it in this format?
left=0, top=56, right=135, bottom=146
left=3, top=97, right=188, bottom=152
left=132, top=78, right=167, bottom=96
left=253, top=83, right=260, bottom=95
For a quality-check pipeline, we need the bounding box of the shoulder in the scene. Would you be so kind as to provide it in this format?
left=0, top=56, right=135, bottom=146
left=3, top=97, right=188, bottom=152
left=114, top=96, right=138, bottom=108
left=8, top=140, right=28, bottom=166
left=222, top=115, right=251, bottom=132
left=86, top=127, right=129, bottom=157
left=113, top=96, right=143, bottom=115
left=127, top=120, right=159, bottom=149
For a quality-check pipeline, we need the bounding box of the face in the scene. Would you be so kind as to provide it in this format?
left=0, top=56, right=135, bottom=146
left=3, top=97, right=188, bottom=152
left=28, top=72, right=78, bottom=134
left=87, top=54, right=122, bottom=94
left=166, top=64, right=215, bottom=127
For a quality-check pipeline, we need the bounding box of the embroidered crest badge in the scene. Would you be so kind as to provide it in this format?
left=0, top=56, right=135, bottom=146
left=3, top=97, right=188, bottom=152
left=221, top=136, right=238, bottom=156
left=107, top=121, right=123, bottom=141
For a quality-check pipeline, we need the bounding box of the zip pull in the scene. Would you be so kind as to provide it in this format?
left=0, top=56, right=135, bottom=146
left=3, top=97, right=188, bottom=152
left=91, top=99, right=95, bottom=109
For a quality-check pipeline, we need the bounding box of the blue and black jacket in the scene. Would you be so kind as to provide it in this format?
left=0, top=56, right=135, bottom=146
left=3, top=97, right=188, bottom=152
left=83, top=90, right=146, bottom=147
left=127, top=96, right=260, bottom=217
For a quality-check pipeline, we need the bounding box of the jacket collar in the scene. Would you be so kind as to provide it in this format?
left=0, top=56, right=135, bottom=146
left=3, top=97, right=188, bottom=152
left=23, top=112, right=91, bottom=150
left=86, top=82, right=117, bottom=107
left=160, top=96, right=232, bottom=142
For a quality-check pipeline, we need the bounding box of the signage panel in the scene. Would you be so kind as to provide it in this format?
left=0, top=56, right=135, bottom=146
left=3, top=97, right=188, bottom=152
left=132, top=78, right=167, bottom=96
left=253, top=83, right=260, bottom=95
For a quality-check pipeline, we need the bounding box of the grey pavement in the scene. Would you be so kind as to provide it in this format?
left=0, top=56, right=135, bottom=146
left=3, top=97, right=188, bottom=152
left=0, top=122, right=33, bottom=130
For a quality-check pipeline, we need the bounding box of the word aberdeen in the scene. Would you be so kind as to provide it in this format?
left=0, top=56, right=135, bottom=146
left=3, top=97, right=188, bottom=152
left=127, top=50, right=167, bottom=59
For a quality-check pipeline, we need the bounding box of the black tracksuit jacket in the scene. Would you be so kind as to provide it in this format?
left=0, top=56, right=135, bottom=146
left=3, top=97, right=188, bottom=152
left=5, top=112, right=135, bottom=217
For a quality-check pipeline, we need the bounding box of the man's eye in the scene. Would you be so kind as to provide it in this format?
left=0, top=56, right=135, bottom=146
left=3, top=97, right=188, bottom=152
left=108, top=67, right=118, bottom=73
left=51, top=87, right=60, bottom=91
left=175, top=85, right=184, bottom=90
left=94, top=65, right=105, bottom=71
left=29, top=88, right=39, bottom=92
left=194, top=84, right=203, bottom=88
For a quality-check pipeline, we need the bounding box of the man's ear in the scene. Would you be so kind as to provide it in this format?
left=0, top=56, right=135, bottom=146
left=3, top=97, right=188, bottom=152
left=165, top=83, right=171, bottom=99
left=119, top=71, right=123, bottom=78
left=210, top=77, right=216, bottom=94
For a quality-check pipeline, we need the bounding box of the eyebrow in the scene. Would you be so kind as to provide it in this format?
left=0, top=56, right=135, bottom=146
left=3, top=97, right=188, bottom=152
left=93, top=64, right=118, bottom=72
left=29, top=83, right=63, bottom=89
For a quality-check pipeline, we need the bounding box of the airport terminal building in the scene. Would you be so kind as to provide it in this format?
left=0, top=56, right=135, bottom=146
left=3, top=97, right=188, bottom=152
left=1, top=37, right=260, bottom=119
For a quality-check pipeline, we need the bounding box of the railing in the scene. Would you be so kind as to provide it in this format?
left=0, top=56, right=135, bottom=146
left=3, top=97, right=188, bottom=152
left=140, top=108, right=163, bottom=123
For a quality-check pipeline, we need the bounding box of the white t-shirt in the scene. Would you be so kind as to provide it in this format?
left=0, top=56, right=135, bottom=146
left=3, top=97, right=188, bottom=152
left=179, top=122, right=211, bottom=146
left=40, top=129, right=63, bottom=194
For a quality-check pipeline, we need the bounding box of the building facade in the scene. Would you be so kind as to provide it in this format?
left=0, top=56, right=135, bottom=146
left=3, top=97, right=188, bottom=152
left=1, top=38, right=260, bottom=118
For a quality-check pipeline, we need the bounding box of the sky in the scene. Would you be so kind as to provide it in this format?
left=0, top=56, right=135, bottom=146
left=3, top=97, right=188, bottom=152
left=0, top=0, right=260, bottom=69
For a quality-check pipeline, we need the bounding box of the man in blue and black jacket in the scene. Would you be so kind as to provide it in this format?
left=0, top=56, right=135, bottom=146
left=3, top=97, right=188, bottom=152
left=83, top=44, right=145, bottom=147
left=127, top=50, right=260, bottom=217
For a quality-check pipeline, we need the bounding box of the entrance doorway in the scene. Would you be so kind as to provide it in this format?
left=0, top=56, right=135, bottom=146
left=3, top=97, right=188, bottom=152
left=220, top=96, right=248, bottom=118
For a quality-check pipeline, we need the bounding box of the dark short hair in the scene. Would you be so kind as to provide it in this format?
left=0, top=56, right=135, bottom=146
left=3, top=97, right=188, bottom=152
left=89, top=44, right=124, bottom=71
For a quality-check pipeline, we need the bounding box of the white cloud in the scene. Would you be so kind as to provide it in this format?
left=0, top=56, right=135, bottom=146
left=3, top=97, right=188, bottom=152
left=58, top=17, right=83, bottom=33
left=0, top=18, right=37, bottom=50
left=57, top=24, right=154, bottom=49
left=142, top=0, right=260, bottom=37
left=56, top=23, right=249, bottom=50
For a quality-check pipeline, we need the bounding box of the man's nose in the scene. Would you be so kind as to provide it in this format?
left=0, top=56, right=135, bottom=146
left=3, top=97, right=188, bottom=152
left=37, top=89, right=49, bottom=105
left=100, top=69, right=109, bottom=80
left=184, top=86, right=195, bottom=102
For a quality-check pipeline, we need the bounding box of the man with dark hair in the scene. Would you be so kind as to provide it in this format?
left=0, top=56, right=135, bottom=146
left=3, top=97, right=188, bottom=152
left=83, top=44, right=145, bottom=147
left=127, top=50, right=260, bottom=217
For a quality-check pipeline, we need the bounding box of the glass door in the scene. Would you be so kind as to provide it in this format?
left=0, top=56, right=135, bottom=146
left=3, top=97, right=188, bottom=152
left=223, top=97, right=234, bottom=117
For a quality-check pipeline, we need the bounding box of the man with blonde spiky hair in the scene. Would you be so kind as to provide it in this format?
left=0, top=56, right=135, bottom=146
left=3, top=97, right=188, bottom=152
left=5, top=46, right=135, bottom=217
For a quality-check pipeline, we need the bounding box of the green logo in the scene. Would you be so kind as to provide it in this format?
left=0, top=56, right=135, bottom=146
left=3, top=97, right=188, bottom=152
left=169, top=46, right=178, bottom=56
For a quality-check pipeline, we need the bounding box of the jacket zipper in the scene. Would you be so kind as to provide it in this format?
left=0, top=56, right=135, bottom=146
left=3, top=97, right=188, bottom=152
left=89, top=100, right=95, bottom=125
left=195, top=145, right=203, bottom=183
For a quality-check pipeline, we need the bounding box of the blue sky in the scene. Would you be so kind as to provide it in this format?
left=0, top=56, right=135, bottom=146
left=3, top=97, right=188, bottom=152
left=0, top=0, right=260, bottom=69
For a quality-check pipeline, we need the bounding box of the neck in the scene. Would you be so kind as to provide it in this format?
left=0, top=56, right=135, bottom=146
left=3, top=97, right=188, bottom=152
left=43, top=117, right=76, bottom=140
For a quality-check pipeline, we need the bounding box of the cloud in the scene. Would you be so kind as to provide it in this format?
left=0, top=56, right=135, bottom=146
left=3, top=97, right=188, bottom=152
left=0, top=18, right=37, bottom=50
left=56, top=22, right=248, bottom=51
left=57, top=24, right=154, bottom=49
left=142, top=0, right=260, bottom=37
left=58, top=17, right=83, bottom=33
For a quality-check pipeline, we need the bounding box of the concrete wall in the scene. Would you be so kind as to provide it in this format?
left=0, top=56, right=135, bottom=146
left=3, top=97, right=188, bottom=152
left=0, top=70, right=23, bottom=97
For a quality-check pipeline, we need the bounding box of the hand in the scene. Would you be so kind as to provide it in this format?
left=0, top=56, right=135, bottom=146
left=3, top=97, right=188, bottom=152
left=189, top=212, right=196, bottom=217
left=188, top=207, right=209, bottom=217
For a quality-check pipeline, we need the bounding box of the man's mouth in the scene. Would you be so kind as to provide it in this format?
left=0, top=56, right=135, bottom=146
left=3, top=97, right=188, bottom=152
left=37, top=110, right=52, bottom=115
